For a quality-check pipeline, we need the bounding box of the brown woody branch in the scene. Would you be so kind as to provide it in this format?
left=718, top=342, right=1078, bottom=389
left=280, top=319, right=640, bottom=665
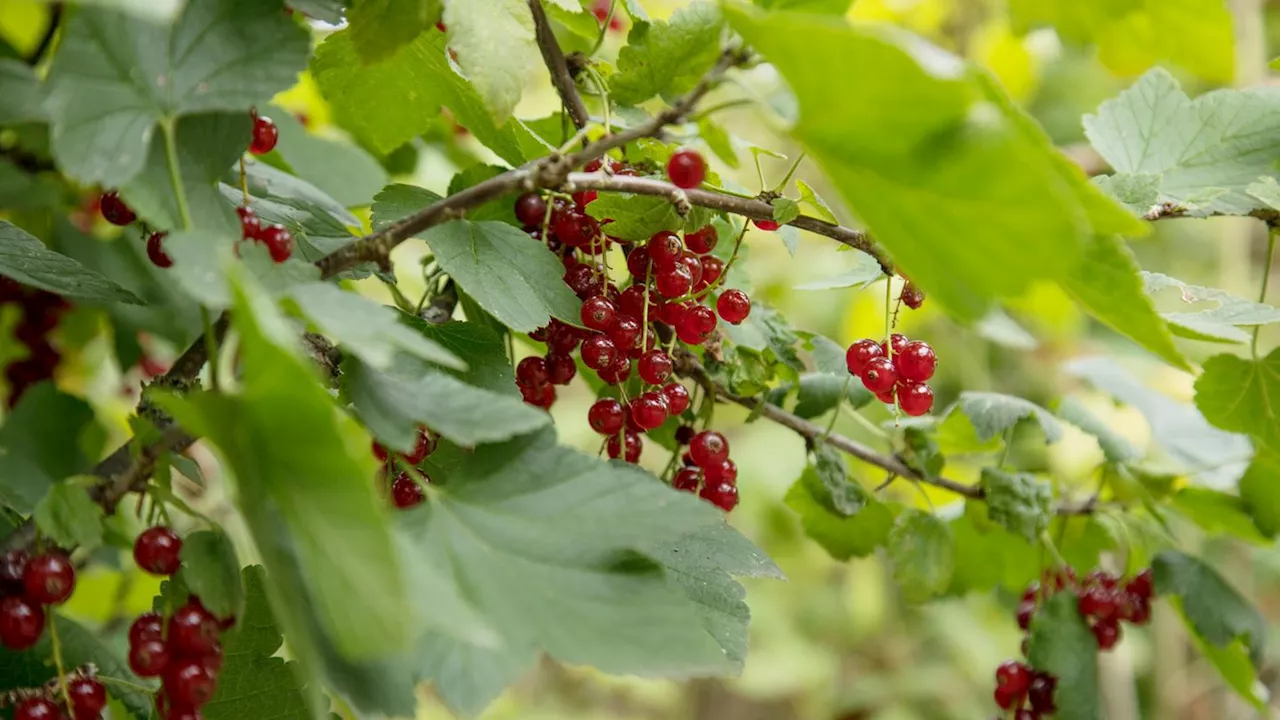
left=529, top=0, right=590, bottom=131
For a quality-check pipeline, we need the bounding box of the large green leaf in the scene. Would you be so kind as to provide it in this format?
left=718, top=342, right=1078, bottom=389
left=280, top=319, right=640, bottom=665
left=44, top=0, right=308, bottom=187
left=401, top=318, right=516, bottom=394
left=1085, top=69, right=1280, bottom=217
left=33, top=482, right=105, bottom=551
left=1240, top=450, right=1280, bottom=538
left=442, top=0, right=537, bottom=123
left=887, top=509, right=953, bottom=602
left=348, top=0, right=442, bottom=64
left=0, top=384, right=102, bottom=514
left=1194, top=349, right=1280, bottom=453
left=980, top=469, right=1052, bottom=542
left=1144, top=272, right=1280, bottom=344
left=610, top=1, right=724, bottom=106
left=784, top=466, right=892, bottom=560
left=724, top=5, right=1143, bottom=320
left=1169, top=487, right=1270, bottom=545
left=0, top=221, right=144, bottom=305
left=0, top=59, right=44, bottom=125
left=585, top=194, right=684, bottom=241
left=953, top=391, right=1064, bottom=443
left=180, top=530, right=244, bottom=620
left=1027, top=592, right=1101, bottom=720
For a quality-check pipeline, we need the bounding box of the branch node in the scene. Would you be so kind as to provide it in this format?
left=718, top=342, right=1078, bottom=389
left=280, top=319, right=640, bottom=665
left=670, top=189, right=692, bottom=216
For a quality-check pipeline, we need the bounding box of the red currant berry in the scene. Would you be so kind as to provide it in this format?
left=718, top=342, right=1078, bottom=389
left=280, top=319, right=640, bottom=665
left=514, top=192, right=547, bottom=227
left=129, top=638, right=170, bottom=677
left=201, top=641, right=225, bottom=674
left=1092, top=618, right=1121, bottom=650
left=680, top=252, right=704, bottom=287
left=581, top=295, right=617, bottom=331
left=1016, top=600, right=1037, bottom=631
left=168, top=602, right=219, bottom=657
left=900, top=281, right=925, bottom=309
left=1127, top=569, right=1153, bottom=600
left=656, top=265, right=693, bottom=298
left=881, top=333, right=908, bottom=357
left=625, top=247, right=651, bottom=279
left=14, top=698, right=60, bottom=720
left=699, top=481, right=738, bottom=512
left=703, top=459, right=737, bottom=484
left=24, top=552, right=75, bottom=605
left=844, top=339, right=883, bottom=376
left=674, top=425, right=695, bottom=445
left=699, top=255, right=724, bottom=287
left=752, top=218, right=779, bottom=231
left=1078, top=585, right=1119, bottom=620
left=236, top=206, right=260, bottom=239
left=1122, top=593, right=1152, bottom=625
left=659, top=300, right=687, bottom=327
left=662, top=383, right=691, bottom=415
left=581, top=335, right=618, bottom=371
left=684, top=226, right=717, bottom=254
left=546, top=322, right=582, bottom=355
left=0, top=549, right=29, bottom=594
left=588, top=398, right=625, bottom=435
left=1013, top=711, right=1036, bottom=720
left=391, top=474, right=425, bottom=509
left=0, top=596, right=44, bottom=650
left=606, top=431, right=642, bottom=463
left=129, top=612, right=164, bottom=646
left=637, top=349, right=673, bottom=385
left=147, top=232, right=174, bottom=269
left=134, top=526, right=183, bottom=576
left=100, top=191, right=136, bottom=226
left=676, top=304, right=717, bottom=345
left=897, top=381, right=933, bottom=416
left=597, top=354, right=632, bottom=385
left=165, top=659, right=217, bottom=709
left=666, top=149, right=706, bottom=189
left=520, top=381, right=556, bottom=408
left=403, top=428, right=437, bottom=464
left=647, top=231, right=684, bottom=270
left=563, top=263, right=604, bottom=299
left=250, top=114, right=279, bottom=155
left=895, top=341, right=936, bottom=382
left=672, top=467, right=700, bottom=492
left=546, top=353, right=576, bottom=385
left=553, top=210, right=599, bottom=248
left=68, top=676, right=108, bottom=719
left=716, top=289, right=751, bottom=325
left=690, top=430, right=729, bottom=468
left=607, top=314, right=643, bottom=353
left=1028, top=673, right=1057, bottom=715
left=516, top=356, right=550, bottom=386
left=572, top=190, right=598, bottom=212
left=859, top=357, right=898, bottom=394
left=630, top=393, right=668, bottom=430
left=259, top=225, right=293, bottom=263
left=995, top=660, right=1031, bottom=697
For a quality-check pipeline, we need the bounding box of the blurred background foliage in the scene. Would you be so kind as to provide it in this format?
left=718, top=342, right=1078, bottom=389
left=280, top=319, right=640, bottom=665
left=1, top=0, right=1278, bottom=718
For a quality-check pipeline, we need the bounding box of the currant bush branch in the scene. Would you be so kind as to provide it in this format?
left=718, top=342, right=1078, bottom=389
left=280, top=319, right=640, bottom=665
left=528, top=0, right=590, bottom=131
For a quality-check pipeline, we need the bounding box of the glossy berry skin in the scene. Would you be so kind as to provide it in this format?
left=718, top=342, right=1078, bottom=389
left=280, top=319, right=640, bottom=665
left=637, top=349, right=673, bottom=385
left=24, top=552, right=75, bottom=605
left=608, top=315, right=642, bottom=353
left=858, top=357, right=897, bottom=394
left=690, top=430, right=729, bottom=468
left=662, top=383, right=691, bottom=415
left=516, top=356, right=550, bottom=386
left=403, top=428, right=437, bottom=464
left=147, top=232, right=174, bottom=269
left=520, top=382, right=556, bottom=409
left=166, top=710, right=204, bottom=720
left=656, top=265, right=693, bottom=299
left=1016, top=600, right=1036, bottom=631
left=391, top=474, right=425, bottom=509
left=674, top=425, right=695, bottom=445
left=752, top=218, right=779, bottom=231
left=259, top=225, right=293, bottom=263
left=1028, top=674, right=1057, bottom=714
left=1092, top=618, right=1121, bottom=650
left=129, top=638, right=170, bottom=677
left=606, top=431, right=642, bottom=463
left=1078, top=585, right=1119, bottom=621
left=130, top=612, right=164, bottom=646
left=546, top=353, right=576, bottom=385
left=168, top=602, right=219, bottom=657
left=0, top=596, right=45, bottom=650
left=672, top=468, right=700, bottom=493
left=881, top=333, right=908, bottom=357
left=1127, top=569, right=1153, bottom=600
left=900, top=281, right=925, bottom=309
left=236, top=206, right=261, bottom=239
left=647, top=231, right=684, bottom=269
left=684, top=226, right=717, bottom=254
left=894, top=341, right=936, bottom=382
left=249, top=114, right=279, bottom=155
left=699, top=481, right=738, bottom=511
left=165, top=659, right=217, bottom=709
left=630, top=393, right=668, bottom=430
left=996, top=660, right=1031, bottom=697
left=897, top=381, right=933, bottom=416
left=716, top=289, right=751, bottom=325
left=680, top=252, right=704, bottom=287
left=703, top=459, right=737, bottom=484
left=676, top=305, right=717, bottom=345
left=0, top=549, right=29, bottom=594
left=625, top=247, right=651, bottom=279
left=581, top=335, right=618, bottom=371
left=134, top=526, right=183, bottom=576
left=845, top=339, right=883, bottom=377
left=597, top=354, right=632, bottom=385
left=581, top=295, right=617, bottom=331
left=666, top=149, right=706, bottom=189
left=699, top=255, right=724, bottom=287
left=68, top=676, right=108, bottom=719
left=14, top=698, right=60, bottom=720
left=514, top=192, right=547, bottom=227
left=588, top=398, right=625, bottom=435
left=100, top=191, right=136, bottom=226
left=553, top=210, right=599, bottom=248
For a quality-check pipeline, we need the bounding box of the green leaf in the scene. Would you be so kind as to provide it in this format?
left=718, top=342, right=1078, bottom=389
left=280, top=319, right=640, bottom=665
left=166, top=230, right=321, bottom=308
left=585, top=193, right=683, bottom=241
left=416, top=634, right=532, bottom=717
left=343, top=355, right=550, bottom=449
left=1154, top=550, right=1267, bottom=668
left=0, top=59, right=44, bottom=125
left=1062, top=233, right=1189, bottom=370
left=811, top=444, right=868, bottom=515
left=1091, top=172, right=1160, bottom=216
left=887, top=509, right=953, bottom=603
left=980, top=469, right=1052, bottom=542
left=0, top=221, right=144, bottom=304
left=1169, top=487, right=1270, bottom=545
left=44, top=0, right=308, bottom=187
left=791, top=372, right=866, bottom=418
left=285, top=283, right=464, bottom=370
left=179, top=530, right=244, bottom=619
left=697, top=116, right=740, bottom=169
left=954, top=391, right=1064, bottom=443
left=203, top=566, right=309, bottom=720
left=753, top=0, right=852, bottom=11
left=33, top=482, right=105, bottom=551
left=610, top=1, right=724, bottom=106
left=267, top=107, right=390, bottom=209
left=1085, top=69, right=1280, bottom=217
left=1240, top=450, right=1280, bottom=538
left=1055, top=396, right=1140, bottom=463
left=948, top=513, right=1039, bottom=594
left=312, top=26, right=552, bottom=163
left=447, top=164, right=520, bottom=224
left=0, top=384, right=101, bottom=514
left=442, top=0, right=538, bottom=122
left=722, top=302, right=804, bottom=374
left=1143, top=271, right=1280, bottom=345
left=770, top=197, right=800, bottom=224
left=370, top=183, right=444, bottom=230
left=1027, top=592, right=1101, bottom=720
left=424, top=220, right=583, bottom=332
left=158, top=274, right=411, bottom=661
left=1194, top=349, right=1280, bottom=452
left=794, top=252, right=883, bottom=290
left=795, top=178, right=838, bottom=223
left=348, top=0, right=442, bottom=64
left=1197, top=638, right=1271, bottom=710
left=725, top=4, right=1144, bottom=320
left=288, top=0, right=347, bottom=23
left=784, top=468, right=892, bottom=560
left=402, top=318, right=516, bottom=393
left=901, top=426, right=944, bottom=479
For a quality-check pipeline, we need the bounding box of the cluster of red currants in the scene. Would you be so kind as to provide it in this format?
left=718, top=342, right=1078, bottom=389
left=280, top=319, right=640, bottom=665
left=9, top=669, right=108, bottom=720
left=994, top=568, right=1154, bottom=718
left=0, top=278, right=70, bottom=408
left=127, top=527, right=232, bottom=720
left=373, top=426, right=437, bottom=510
left=0, top=549, right=76, bottom=652
left=590, top=0, right=625, bottom=31
left=671, top=428, right=739, bottom=511
left=844, top=333, right=936, bottom=416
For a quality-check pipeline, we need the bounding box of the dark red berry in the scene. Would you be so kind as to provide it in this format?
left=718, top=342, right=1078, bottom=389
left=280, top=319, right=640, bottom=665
left=168, top=602, right=219, bottom=657
left=1016, top=600, right=1036, bottom=631
left=581, top=295, right=617, bottom=331
left=259, top=225, right=293, bottom=263
left=881, top=333, right=908, bottom=357
left=676, top=304, right=717, bottom=345
left=647, top=231, right=684, bottom=270
left=1028, top=674, right=1057, bottom=715
left=897, top=381, right=933, bottom=416
left=900, top=281, right=925, bottom=309
left=572, top=190, right=597, bottom=211
left=859, top=357, right=898, bottom=394
left=895, top=341, right=936, bottom=382
left=606, top=431, right=642, bottom=463
left=563, top=263, right=603, bottom=299
left=1013, top=711, right=1037, bottom=720
left=703, top=459, right=737, bottom=484
left=516, top=356, right=550, bottom=386
left=0, top=549, right=29, bottom=594
left=1127, top=569, right=1153, bottom=600
left=165, top=659, right=217, bottom=709
left=134, top=526, right=183, bottom=576
left=662, top=383, right=691, bottom=415
left=581, top=335, right=618, bottom=371
left=684, top=226, right=717, bottom=254
left=546, top=321, right=582, bottom=354
left=680, top=252, right=704, bottom=287
left=674, top=425, right=695, bottom=445
left=1122, top=593, right=1152, bottom=625
left=996, top=660, right=1031, bottom=697
left=553, top=210, right=599, bottom=248
left=546, top=353, right=576, bottom=385
left=625, top=247, right=652, bottom=279
left=597, top=354, right=632, bottom=385
left=666, top=149, right=706, bottom=189
left=875, top=389, right=896, bottom=405
left=1092, top=618, right=1121, bottom=650
left=0, top=596, right=44, bottom=649
left=659, top=300, right=687, bottom=327
left=690, top=430, right=729, bottom=468
left=147, top=232, right=174, bottom=269
left=391, top=474, right=425, bottom=509
left=250, top=114, right=279, bottom=155
left=656, top=265, right=693, bottom=299
left=752, top=218, right=779, bottom=231
left=24, top=552, right=75, bottom=605
left=672, top=468, right=700, bottom=492
left=630, top=393, right=668, bottom=430
left=130, top=639, right=170, bottom=677
left=588, top=398, right=625, bottom=435
left=716, top=289, right=751, bottom=325
left=514, top=193, right=547, bottom=227
left=372, top=441, right=389, bottom=462
left=1078, top=585, right=1119, bottom=621
left=845, top=339, right=884, bottom=376
left=14, top=698, right=60, bottom=720
left=201, top=641, right=224, bottom=674
left=129, top=612, right=164, bottom=646
left=699, top=481, right=738, bottom=511
left=236, top=206, right=260, bottom=239
left=68, top=676, right=108, bottom=719
left=608, top=314, right=643, bottom=353
left=637, top=349, right=673, bottom=385
left=100, top=191, right=136, bottom=226
left=403, top=428, right=437, bottom=464
left=520, top=381, right=556, bottom=408
left=699, top=255, right=724, bottom=287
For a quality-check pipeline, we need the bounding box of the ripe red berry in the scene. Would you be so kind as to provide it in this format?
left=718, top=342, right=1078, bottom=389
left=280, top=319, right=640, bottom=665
left=129, top=612, right=164, bottom=646
left=514, top=192, right=547, bottom=227
left=637, top=349, right=673, bottom=385
left=130, top=639, right=170, bottom=677
left=674, top=425, right=695, bottom=445
left=0, top=549, right=29, bottom=595
left=24, top=552, right=75, bottom=605
left=572, top=190, right=597, bottom=212
left=895, top=341, right=936, bottom=382
left=1016, top=600, right=1037, bottom=631
left=250, top=114, right=279, bottom=155
left=666, top=149, right=706, bottom=189
left=680, top=252, right=704, bottom=287
left=100, top=191, right=136, bottom=226
left=0, top=596, right=44, bottom=650
left=553, top=210, right=599, bottom=248
left=1127, top=569, right=1153, bottom=600
left=630, top=393, right=668, bottom=430
left=662, top=383, right=691, bottom=415
left=134, top=526, right=183, bottom=576
left=165, top=659, right=217, bottom=709
left=236, top=206, right=260, bottom=239
left=1028, top=673, right=1057, bottom=715
left=897, top=381, right=934, bottom=416
left=563, top=263, right=604, bottom=299
left=881, top=333, right=908, bottom=357
left=859, top=357, right=898, bottom=394
left=703, top=459, right=737, bottom=484
left=995, top=660, right=1031, bottom=697
left=581, top=295, right=617, bottom=331
left=608, top=314, right=643, bottom=353
left=625, top=247, right=652, bottom=279
left=752, top=218, right=779, bottom=231
left=647, top=231, right=684, bottom=270
left=516, top=356, right=550, bottom=386
left=684, top=226, right=717, bottom=254
left=1013, top=711, right=1036, bottom=720
left=147, top=231, right=174, bottom=269
left=546, top=353, right=576, bottom=385
left=588, top=398, right=625, bottom=435
left=597, top=354, right=632, bottom=385
left=656, top=265, right=693, bottom=298
left=168, top=602, right=219, bottom=657
left=676, top=305, right=717, bottom=345
left=259, top=224, right=293, bottom=263
left=581, top=335, right=618, bottom=371
left=672, top=468, right=700, bottom=492
left=68, top=676, right=108, bottom=719
left=716, top=289, right=751, bottom=325
left=606, top=431, right=642, bottom=463
left=520, top=381, right=556, bottom=408
left=1078, top=585, right=1119, bottom=621
left=845, top=339, right=884, bottom=376
left=690, top=430, right=729, bottom=468
left=900, top=281, right=925, bottom=309
left=391, top=474, right=425, bottom=509
left=699, top=481, right=739, bottom=511
left=1092, top=618, right=1121, bottom=650
left=699, top=255, right=724, bottom=287
left=403, top=428, right=437, bottom=464
left=14, top=698, right=60, bottom=720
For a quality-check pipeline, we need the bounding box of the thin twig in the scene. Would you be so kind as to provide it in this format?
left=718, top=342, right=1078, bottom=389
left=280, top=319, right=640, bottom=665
left=26, top=2, right=62, bottom=66
left=528, top=0, right=590, bottom=130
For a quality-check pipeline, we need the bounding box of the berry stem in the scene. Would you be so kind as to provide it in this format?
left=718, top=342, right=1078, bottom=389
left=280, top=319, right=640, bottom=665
left=997, top=428, right=1013, bottom=469
left=773, top=152, right=806, bottom=193
left=160, top=118, right=194, bottom=231
left=95, top=674, right=157, bottom=696
left=690, top=99, right=757, bottom=122
left=1039, top=531, right=1070, bottom=571
left=584, top=66, right=611, bottom=137
left=201, top=308, right=221, bottom=393
left=588, top=0, right=618, bottom=57
left=821, top=376, right=850, bottom=439
left=556, top=125, right=592, bottom=155
left=1252, top=226, right=1276, bottom=357
left=238, top=156, right=250, bottom=206
left=47, top=613, right=74, bottom=712
left=691, top=220, right=748, bottom=301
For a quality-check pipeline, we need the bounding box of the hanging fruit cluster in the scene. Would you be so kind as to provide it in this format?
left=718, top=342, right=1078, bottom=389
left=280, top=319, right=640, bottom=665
left=7, top=667, right=108, bottom=720
left=0, top=278, right=70, bottom=408
left=845, top=332, right=936, bottom=416
left=0, top=549, right=76, bottom=652
left=373, top=425, right=438, bottom=510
